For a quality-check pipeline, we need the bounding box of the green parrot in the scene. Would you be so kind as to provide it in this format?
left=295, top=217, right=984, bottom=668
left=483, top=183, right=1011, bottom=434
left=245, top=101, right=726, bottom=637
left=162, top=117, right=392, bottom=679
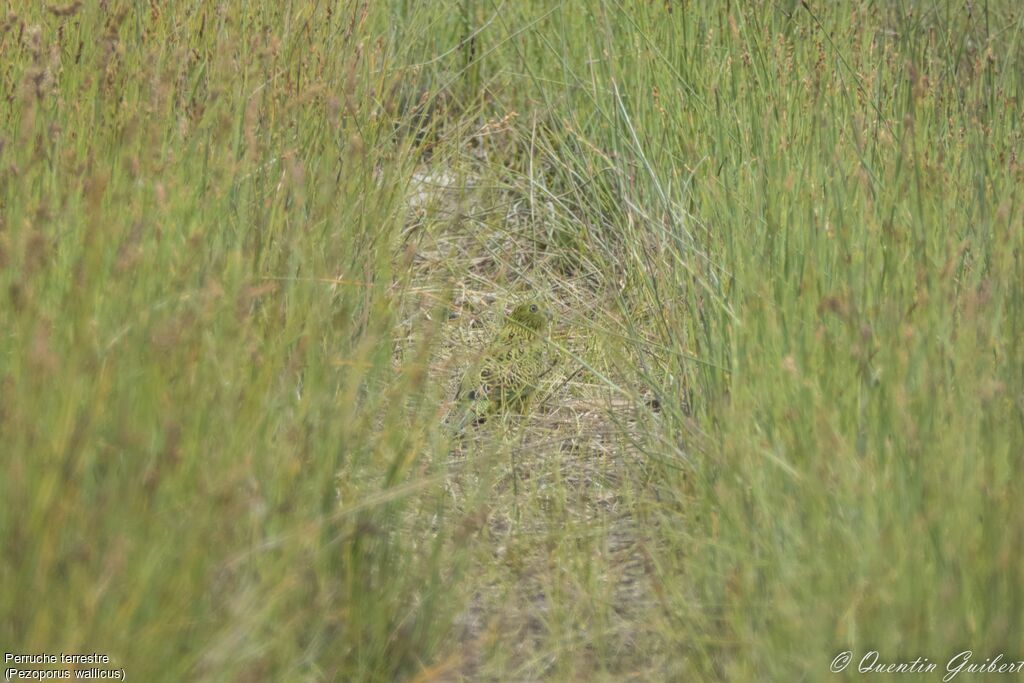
left=454, top=301, right=552, bottom=429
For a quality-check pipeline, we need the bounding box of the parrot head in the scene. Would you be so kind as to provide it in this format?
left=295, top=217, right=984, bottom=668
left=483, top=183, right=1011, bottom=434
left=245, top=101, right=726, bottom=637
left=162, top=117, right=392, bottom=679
left=508, top=301, right=551, bottom=334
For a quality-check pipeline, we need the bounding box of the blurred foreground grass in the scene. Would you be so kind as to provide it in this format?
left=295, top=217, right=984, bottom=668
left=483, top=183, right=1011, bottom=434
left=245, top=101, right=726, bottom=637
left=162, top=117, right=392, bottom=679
left=1, top=2, right=1022, bottom=680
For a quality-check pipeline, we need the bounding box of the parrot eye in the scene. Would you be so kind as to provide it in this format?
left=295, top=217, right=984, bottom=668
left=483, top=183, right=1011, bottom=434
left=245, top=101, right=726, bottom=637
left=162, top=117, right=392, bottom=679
left=530, top=304, right=538, bottom=312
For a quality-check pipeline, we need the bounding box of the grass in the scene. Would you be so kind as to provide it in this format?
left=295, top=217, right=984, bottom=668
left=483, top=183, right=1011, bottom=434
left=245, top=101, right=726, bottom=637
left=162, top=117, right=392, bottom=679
left=2, top=1, right=1022, bottom=680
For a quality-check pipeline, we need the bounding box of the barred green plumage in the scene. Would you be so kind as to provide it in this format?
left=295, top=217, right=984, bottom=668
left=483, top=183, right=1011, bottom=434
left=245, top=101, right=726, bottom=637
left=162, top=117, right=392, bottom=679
left=455, top=301, right=552, bottom=428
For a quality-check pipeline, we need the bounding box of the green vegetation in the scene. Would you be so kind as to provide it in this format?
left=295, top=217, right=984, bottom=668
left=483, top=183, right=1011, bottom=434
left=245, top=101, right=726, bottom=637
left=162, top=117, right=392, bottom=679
left=2, top=1, right=1021, bottom=680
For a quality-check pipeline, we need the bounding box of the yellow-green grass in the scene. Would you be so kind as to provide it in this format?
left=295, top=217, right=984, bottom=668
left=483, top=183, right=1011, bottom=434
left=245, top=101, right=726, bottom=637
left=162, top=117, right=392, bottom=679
left=2, top=1, right=1022, bottom=680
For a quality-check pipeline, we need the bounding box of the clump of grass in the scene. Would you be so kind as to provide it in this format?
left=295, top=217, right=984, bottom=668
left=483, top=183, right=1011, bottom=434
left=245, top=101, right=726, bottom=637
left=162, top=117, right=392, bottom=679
left=413, top=1, right=1023, bottom=678
left=0, top=2, right=472, bottom=680
left=482, top=2, right=1024, bottom=679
